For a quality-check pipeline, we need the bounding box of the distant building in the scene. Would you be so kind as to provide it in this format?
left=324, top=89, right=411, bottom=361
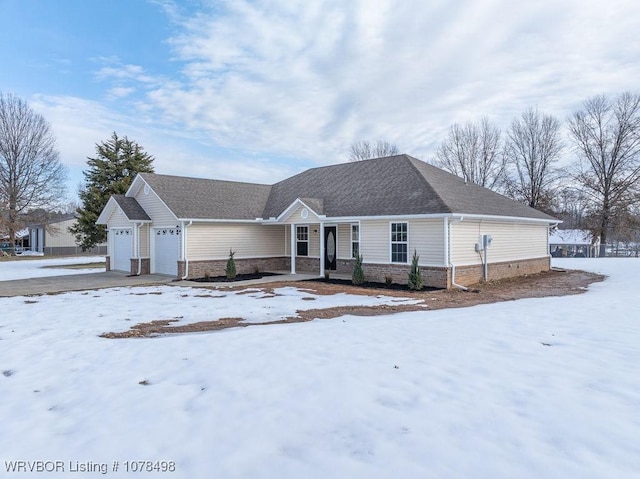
left=549, top=229, right=599, bottom=257
left=29, top=215, right=106, bottom=256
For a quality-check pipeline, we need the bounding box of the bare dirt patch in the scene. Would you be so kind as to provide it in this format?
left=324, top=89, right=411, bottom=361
left=100, top=268, right=604, bottom=339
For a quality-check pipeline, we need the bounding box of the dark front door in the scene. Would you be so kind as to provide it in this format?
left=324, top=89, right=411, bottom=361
left=324, top=226, right=337, bottom=271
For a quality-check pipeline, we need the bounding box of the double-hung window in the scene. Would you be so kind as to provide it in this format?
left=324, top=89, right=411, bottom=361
left=296, top=226, right=309, bottom=256
left=391, top=222, right=408, bottom=263
left=351, top=224, right=360, bottom=258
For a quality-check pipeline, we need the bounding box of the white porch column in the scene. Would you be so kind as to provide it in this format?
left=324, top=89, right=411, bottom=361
left=290, top=224, right=296, bottom=274
left=319, top=222, right=325, bottom=277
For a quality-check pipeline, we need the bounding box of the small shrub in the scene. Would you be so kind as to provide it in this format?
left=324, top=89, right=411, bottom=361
left=225, top=249, right=237, bottom=280
left=324, top=270, right=331, bottom=280
left=203, top=271, right=210, bottom=281
left=407, top=249, right=423, bottom=291
left=253, top=265, right=260, bottom=275
left=352, top=254, right=364, bottom=285
left=384, top=274, right=393, bottom=287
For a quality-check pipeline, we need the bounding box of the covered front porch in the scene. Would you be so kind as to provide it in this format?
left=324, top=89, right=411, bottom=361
left=287, top=221, right=358, bottom=277
left=263, top=198, right=359, bottom=278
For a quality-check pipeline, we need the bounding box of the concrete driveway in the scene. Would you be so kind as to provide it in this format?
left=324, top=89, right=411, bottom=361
left=0, top=271, right=176, bottom=297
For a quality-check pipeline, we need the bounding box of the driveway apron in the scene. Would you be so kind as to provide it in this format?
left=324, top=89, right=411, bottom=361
left=0, top=272, right=175, bottom=297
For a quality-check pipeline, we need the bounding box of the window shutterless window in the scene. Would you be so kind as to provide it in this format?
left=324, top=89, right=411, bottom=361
left=391, top=222, right=408, bottom=263
left=351, top=224, right=359, bottom=258
left=296, top=226, right=309, bottom=256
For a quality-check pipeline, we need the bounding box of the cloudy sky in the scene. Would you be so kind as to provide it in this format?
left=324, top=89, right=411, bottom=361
left=1, top=0, right=638, bottom=201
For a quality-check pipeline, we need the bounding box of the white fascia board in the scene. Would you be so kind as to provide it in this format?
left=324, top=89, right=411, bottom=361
left=449, top=213, right=560, bottom=224
left=96, top=197, right=119, bottom=224
left=276, top=198, right=323, bottom=222
left=326, top=213, right=451, bottom=222
left=96, top=197, right=154, bottom=225
left=177, top=218, right=263, bottom=224
left=129, top=175, right=179, bottom=222
left=308, top=212, right=559, bottom=224
left=126, top=174, right=145, bottom=197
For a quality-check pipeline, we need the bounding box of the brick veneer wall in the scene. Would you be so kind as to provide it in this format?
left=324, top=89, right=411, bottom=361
left=105, top=256, right=110, bottom=272
left=362, top=262, right=450, bottom=289
left=295, top=257, right=320, bottom=273
left=130, top=258, right=150, bottom=276
left=172, top=254, right=550, bottom=288
left=453, top=256, right=550, bottom=286
left=178, top=257, right=290, bottom=279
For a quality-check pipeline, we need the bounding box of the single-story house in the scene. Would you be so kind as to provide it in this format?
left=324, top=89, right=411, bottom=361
left=549, top=229, right=599, bottom=257
left=29, top=215, right=107, bottom=256
left=96, top=154, right=558, bottom=288
left=1, top=228, right=29, bottom=248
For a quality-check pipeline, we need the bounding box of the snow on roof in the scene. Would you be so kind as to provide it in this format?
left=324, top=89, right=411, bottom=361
left=549, top=229, right=594, bottom=245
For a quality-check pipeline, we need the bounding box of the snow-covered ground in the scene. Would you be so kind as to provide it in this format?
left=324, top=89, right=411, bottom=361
left=1, top=258, right=639, bottom=478
left=0, top=256, right=105, bottom=281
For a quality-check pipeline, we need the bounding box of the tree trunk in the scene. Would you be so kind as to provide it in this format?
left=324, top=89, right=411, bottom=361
left=599, top=201, right=610, bottom=257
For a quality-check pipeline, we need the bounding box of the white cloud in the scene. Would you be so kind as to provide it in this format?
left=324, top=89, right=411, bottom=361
left=134, top=0, right=640, bottom=165
left=106, top=86, right=136, bottom=100
left=23, top=0, right=640, bottom=203
left=27, top=94, right=299, bottom=201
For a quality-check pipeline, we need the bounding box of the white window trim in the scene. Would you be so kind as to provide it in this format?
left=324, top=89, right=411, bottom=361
left=351, top=223, right=360, bottom=259
left=296, top=225, right=309, bottom=257
left=389, top=221, right=409, bottom=264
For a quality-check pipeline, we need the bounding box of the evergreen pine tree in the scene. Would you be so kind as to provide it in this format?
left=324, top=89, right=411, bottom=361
left=352, top=254, right=365, bottom=285
left=225, top=249, right=237, bottom=280
left=407, top=249, right=423, bottom=290
left=70, top=132, right=154, bottom=249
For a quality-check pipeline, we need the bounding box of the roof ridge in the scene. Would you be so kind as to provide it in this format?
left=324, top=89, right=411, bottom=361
left=140, top=172, right=271, bottom=188
left=404, top=156, right=453, bottom=213
left=273, top=154, right=411, bottom=185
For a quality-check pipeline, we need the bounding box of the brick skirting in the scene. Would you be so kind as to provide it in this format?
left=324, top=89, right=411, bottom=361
left=165, top=254, right=550, bottom=288
left=130, top=258, right=151, bottom=276
left=453, top=256, right=551, bottom=286
left=178, top=257, right=290, bottom=279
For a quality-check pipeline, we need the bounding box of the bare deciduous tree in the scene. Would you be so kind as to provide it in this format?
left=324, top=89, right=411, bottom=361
left=0, top=92, right=67, bottom=246
left=349, top=140, right=400, bottom=161
left=434, top=117, right=507, bottom=190
left=568, top=92, right=640, bottom=256
left=554, top=185, right=592, bottom=229
left=505, top=108, right=563, bottom=210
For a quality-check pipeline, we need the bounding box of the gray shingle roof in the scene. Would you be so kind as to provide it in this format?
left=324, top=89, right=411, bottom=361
left=135, top=156, right=555, bottom=222
left=262, top=155, right=555, bottom=221
left=406, top=157, right=555, bottom=220
left=112, top=195, right=151, bottom=221
left=138, top=173, right=272, bottom=220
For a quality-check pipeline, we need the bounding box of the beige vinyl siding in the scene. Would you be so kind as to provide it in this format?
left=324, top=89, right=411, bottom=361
left=187, top=223, right=286, bottom=260
left=282, top=203, right=322, bottom=224
left=134, top=187, right=177, bottom=225
left=44, top=219, right=78, bottom=248
left=307, top=226, right=320, bottom=257
left=360, top=219, right=390, bottom=263
left=337, top=223, right=352, bottom=259
left=107, top=208, right=131, bottom=228
left=285, top=225, right=291, bottom=255
left=360, top=218, right=445, bottom=265
left=451, top=220, right=549, bottom=265
left=139, top=224, right=150, bottom=257
left=409, top=218, right=445, bottom=265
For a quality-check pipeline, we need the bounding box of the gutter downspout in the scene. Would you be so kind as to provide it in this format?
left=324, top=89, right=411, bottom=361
left=181, top=221, right=193, bottom=280
left=549, top=221, right=560, bottom=266
left=135, top=222, right=144, bottom=275
left=447, top=216, right=468, bottom=290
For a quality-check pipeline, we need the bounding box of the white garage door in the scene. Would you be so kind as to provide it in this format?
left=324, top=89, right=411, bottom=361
left=112, top=228, right=132, bottom=272
left=153, top=227, right=181, bottom=275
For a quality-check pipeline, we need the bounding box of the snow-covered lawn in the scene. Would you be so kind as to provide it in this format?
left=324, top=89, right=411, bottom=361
left=0, top=256, right=105, bottom=281
left=1, top=258, right=639, bottom=478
